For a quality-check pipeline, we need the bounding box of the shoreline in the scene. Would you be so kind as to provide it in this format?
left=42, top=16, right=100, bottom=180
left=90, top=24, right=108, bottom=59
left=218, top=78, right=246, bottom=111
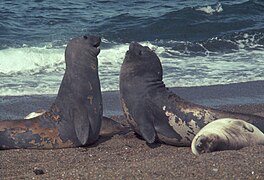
left=1, top=80, right=264, bottom=179
left=1, top=80, right=264, bottom=119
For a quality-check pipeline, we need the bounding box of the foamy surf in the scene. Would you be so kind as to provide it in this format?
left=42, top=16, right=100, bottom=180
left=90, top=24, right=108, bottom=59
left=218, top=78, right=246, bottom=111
left=195, top=2, right=223, bottom=15
left=1, top=35, right=264, bottom=96
left=0, top=47, right=64, bottom=75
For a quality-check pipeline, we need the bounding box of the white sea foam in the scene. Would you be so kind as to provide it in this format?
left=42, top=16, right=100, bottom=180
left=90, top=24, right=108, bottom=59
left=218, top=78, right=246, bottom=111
left=0, top=47, right=65, bottom=74
left=0, top=39, right=264, bottom=96
left=195, top=2, right=223, bottom=15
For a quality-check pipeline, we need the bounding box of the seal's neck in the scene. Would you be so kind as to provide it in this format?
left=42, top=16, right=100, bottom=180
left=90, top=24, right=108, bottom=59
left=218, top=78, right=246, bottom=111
left=53, top=57, right=100, bottom=114
left=145, top=79, right=166, bottom=92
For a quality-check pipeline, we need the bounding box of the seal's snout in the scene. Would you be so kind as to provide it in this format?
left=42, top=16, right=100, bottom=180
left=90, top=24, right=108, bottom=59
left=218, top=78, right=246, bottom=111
left=81, top=35, right=101, bottom=56
left=129, top=42, right=143, bottom=50
left=195, top=140, right=204, bottom=152
left=92, top=36, right=101, bottom=48
left=128, top=42, right=152, bottom=56
left=194, top=135, right=210, bottom=154
left=83, top=35, right=101, bottom=48
left=129, top=42, right=144, bottom=56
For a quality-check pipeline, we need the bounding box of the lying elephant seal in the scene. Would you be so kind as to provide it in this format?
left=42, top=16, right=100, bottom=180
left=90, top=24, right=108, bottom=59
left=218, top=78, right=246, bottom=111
left=119, top=42, right=264, bottom=146
left=24, top=111, right=131, bottom=137
left=191, top=118, right=264, bottom=155
left=0, top=35, right=103, bottom=149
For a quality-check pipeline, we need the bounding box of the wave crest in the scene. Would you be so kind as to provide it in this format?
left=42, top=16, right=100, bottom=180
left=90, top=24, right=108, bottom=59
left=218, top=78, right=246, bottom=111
left=195, top=2, right=223, bottom=15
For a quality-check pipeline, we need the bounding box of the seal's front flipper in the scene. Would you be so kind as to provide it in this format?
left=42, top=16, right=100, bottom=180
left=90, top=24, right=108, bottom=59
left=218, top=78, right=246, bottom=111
left=87, top=106, right=103, bottom=144
left=139, top=124, right=156, bottom=143
left=100, top=116, right=131, bottom=136
left=154, top=114, right=182, bottom=140
left=73, top=107, right=90, bottom=145
left=134, top=110, right=156, bottom=144
left=148, top=109, right=183, bottom=145
left=72, top=90, right=102, bottom=145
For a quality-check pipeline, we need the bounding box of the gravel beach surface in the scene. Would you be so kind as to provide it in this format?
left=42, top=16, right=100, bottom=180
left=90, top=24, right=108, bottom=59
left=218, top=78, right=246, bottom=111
left=1, top=82, right=264, bottom=179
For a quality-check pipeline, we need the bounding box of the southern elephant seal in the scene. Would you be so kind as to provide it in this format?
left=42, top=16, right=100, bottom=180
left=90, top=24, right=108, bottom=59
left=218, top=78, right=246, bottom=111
left=0, top=35, right=103, bottom=149
left=24, top=111, right=131, bottom=137
left=191, top=118, right=264, bottom=155
left=119, top=42, right=264, bottom=146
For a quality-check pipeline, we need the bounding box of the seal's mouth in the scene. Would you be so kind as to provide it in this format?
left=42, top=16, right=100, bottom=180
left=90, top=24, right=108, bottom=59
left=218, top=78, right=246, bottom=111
left=83, top=35, right=101, bottom=50
left=83, top=35, right=101, bottom=56
left=92, top=38, right=101, bottom=56
left=93, top=41, right=100, bottom=49
left=94, top=41, right=101, bottom=55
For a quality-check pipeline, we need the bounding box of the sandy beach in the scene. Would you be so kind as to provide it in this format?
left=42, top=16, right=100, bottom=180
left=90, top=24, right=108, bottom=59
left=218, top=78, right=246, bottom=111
left=1, top=0, right=264, bottom=179
left=1, top=81, right=264, bottom=179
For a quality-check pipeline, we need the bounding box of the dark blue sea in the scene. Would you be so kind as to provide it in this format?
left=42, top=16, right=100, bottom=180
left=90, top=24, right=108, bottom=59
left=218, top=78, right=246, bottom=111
left=0, top=0, right=264, bottom=95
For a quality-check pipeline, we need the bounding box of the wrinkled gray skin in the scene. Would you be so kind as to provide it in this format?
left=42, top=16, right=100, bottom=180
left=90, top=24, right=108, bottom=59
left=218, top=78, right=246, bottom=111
left=120, top=42, right=264, bottom=146
left=0, top=36, right=103, bottom=149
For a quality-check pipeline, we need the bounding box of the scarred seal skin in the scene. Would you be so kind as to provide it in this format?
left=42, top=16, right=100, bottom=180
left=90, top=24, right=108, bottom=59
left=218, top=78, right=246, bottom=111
left=0, top=35, right=103, bottom=149
left=23, top=111, right=131, bottom=137
left=191, top=118, right=264, bottom=155
left=119, top=42, right=264, bottom=146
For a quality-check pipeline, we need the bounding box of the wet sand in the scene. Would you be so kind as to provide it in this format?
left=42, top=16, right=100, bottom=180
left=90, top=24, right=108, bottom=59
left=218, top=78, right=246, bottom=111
left=1, top=81, right=264, bottom=179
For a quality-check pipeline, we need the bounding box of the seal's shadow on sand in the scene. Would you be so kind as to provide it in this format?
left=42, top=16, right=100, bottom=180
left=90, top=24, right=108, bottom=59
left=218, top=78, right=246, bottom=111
left=85, top=131, right=132, bottom=147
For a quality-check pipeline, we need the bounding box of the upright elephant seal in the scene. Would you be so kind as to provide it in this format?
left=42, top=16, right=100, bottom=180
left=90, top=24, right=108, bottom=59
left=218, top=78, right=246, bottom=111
left=120, top=42, right=264, bottom=146
left=0, top=35, right=103, bottom=149
left=191, top=118, right=264, bottom=155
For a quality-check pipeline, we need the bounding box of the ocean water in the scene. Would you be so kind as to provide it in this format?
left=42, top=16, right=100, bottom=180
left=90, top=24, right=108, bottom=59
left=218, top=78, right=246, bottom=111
left=0, top=0, right=264, bottom=96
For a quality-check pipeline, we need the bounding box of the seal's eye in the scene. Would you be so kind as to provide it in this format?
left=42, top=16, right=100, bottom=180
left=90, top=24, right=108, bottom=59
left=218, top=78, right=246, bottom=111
left=196, top=141, right=203, bottom=151
left=83, top=36, right=88, bottom=39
